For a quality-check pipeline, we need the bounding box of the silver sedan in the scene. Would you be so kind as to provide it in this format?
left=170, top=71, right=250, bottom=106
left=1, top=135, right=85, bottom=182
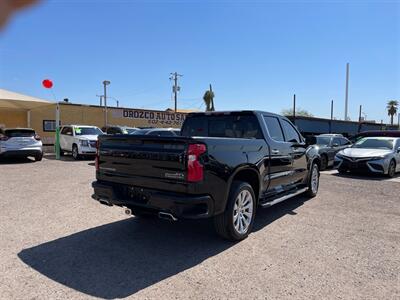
left=334, top=137, right=400, bottom=177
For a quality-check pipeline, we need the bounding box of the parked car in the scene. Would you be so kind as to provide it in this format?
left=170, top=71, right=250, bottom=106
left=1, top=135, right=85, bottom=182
left=0, top=128, right=43, bottom=161
left=130, top=127, right=181, bottom=136
left=311, top=134, right=352, bottom=170
left=59, top=125, right=103, bottom=160
left=350, top=130, right=400, bottom=143
left=334, top=137, right=400, bottom=177
left=92, top=111, right=321, bottom=241
left=101, top=126, right=138, bottom=135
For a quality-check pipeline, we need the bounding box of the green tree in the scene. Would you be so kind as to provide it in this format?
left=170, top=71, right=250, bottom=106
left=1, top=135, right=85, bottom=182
left=281, top=107, right=313, bottom=117
left=387, top=100, right=398, bottom=125
left=203, top=84, right=215, bottom=111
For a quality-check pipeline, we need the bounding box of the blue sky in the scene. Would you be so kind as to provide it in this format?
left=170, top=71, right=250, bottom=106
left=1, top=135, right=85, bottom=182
left=0, top=0, right=399, bottom=123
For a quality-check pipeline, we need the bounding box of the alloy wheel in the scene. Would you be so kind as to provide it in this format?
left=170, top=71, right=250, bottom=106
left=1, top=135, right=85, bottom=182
left=311, top=164, right=319, bottom=194
left=233, top=189, right=254, bottom=235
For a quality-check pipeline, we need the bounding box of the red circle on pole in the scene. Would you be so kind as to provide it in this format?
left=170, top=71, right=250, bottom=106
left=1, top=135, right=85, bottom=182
left=42, top=79, right=53, bottom=89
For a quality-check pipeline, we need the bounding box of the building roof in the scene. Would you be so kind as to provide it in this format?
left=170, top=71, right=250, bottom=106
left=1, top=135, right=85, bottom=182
left=165, top=108, right=201, bottom=113
left=0, top=88, right=53, bottom=109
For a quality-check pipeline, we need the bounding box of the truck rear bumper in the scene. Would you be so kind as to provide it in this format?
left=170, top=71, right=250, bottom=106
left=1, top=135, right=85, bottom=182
left=92, top=181, right=214, bottom=219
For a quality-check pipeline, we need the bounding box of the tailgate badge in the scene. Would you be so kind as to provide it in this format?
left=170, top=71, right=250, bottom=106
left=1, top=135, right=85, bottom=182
left=165, top=172, right=184, bottom=179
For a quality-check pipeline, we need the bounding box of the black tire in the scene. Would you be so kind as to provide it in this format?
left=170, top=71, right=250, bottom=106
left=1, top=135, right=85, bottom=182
left=387, top=160, right=396, bottom=178
left=60, top=149, right=65, bottom=156
left=338, top=168, right=347, bottom=174
left=72, top=144, right=80, bottom=160
left=214, top=181, right=256, bottom=241
left=320, top=154, right=328, bottom=171
left=34, top=153, right=43, bottom=161
left=305, top=163, right=319, bottom=198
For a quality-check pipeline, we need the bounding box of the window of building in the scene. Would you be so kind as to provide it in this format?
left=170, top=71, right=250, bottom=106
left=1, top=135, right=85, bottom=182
left=43, top=120, right=57, bottom=132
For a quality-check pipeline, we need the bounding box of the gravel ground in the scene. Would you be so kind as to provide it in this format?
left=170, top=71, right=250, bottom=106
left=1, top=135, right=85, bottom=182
left=0, top=156, right=399, bottom=300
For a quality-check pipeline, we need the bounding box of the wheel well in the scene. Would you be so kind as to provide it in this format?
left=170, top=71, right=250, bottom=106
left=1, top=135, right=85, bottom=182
left=312, top=157, right=321, bottom=169
left=232, top=169, right=260, bottom=201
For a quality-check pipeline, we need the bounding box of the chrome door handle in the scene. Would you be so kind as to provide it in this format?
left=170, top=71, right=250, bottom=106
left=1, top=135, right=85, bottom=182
left=271, top=149, right=280, bottom=154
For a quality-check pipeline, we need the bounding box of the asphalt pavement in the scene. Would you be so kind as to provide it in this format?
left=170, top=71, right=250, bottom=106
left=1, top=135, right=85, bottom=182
left=0, top=156, right=399, bottom=299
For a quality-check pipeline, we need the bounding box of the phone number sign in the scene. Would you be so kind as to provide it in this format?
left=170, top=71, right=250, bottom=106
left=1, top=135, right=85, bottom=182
left=112, top=109, right=187, bottom=126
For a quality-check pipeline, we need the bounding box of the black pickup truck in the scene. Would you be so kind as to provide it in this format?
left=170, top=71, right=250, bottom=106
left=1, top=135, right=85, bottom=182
left=92, top=111, right=321, bottom=241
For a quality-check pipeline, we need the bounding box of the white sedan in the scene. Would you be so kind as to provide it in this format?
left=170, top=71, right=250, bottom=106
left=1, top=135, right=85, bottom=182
left=334, top=137, right=400, bottom=177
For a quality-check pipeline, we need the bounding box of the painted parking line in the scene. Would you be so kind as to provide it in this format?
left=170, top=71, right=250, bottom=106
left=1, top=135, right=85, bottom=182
left=387, top=177, right=400, bottom=183
left=321, top=170, right=338, bottom=175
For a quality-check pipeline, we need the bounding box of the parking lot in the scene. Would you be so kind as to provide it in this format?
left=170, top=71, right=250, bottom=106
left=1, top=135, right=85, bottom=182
left=1, top=156, right=399, bottom=300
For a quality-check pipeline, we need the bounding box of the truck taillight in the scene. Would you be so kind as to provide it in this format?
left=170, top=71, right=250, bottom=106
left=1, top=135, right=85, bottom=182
left=187, top=143, right=206, bottom=182
left=95, top=140, right=99, bottom=171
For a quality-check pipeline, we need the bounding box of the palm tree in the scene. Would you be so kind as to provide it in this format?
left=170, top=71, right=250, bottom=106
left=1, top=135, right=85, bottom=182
left=387, top=100, right=399, bottom=125
left=203, top=84, right=215, bottom=111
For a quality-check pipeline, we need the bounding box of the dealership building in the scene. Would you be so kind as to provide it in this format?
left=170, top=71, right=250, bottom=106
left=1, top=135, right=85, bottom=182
left=1, top=88, right=398, bottom=145
left=0, top=88, right=188, bottom=144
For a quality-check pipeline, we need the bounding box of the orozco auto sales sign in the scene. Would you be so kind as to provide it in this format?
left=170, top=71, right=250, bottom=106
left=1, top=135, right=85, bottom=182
left=112, top=108, right=187, bottom=126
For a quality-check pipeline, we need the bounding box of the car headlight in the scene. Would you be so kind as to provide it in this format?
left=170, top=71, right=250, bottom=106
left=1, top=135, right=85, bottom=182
left=79, top=139, right=89, bottom=146
left=335, top=153, right=344, bottom=159
left=369, top=156, right=386, bottom=160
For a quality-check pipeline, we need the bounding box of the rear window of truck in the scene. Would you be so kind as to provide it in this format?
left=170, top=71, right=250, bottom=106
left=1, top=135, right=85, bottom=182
left=181, top=115, right=263, bottom=139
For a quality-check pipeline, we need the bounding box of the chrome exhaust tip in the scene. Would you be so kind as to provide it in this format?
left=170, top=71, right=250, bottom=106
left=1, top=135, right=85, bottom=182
left=99, top=199, right=112, bottom=206
left=124, top=208, right=132, bottom=215
left=158, top=212, right=178, bottom=221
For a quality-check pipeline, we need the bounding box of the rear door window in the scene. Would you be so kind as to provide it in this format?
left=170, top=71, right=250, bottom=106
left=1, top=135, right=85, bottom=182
left=340, top=138, right=351, bottom=146
left=61, top=127, right=73, bottom=135
left=332, top=138, right=341, bottom=146
left=280, top=119, right=301, bottom=143
left=263, top=116, right=284, bottom=142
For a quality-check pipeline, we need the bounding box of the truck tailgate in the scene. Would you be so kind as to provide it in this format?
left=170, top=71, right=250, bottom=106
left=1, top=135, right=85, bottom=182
left=97, top=135, right=190, bottom=193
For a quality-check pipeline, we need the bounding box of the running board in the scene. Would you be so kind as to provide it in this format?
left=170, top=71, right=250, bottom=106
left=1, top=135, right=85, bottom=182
left=260, top=187, right=308, bottom=207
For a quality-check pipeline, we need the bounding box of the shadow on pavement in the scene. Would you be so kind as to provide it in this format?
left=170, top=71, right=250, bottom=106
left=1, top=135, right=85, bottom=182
left=18, top=195, right=309, bottom=299
left=44, top=154, right=95, bottom=162
left=0, top=157, right=36, bottom=164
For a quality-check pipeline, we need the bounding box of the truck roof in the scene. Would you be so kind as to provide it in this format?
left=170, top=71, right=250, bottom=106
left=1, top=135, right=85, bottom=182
left=186, top=110, right=283, bottom=118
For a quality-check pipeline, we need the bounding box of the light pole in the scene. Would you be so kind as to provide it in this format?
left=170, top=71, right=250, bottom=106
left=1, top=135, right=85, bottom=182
left=344, top=63, right=350, bottom=121
left=103, top=80, right=110, bottom=127
left=169, top=72, right=182, bottom=112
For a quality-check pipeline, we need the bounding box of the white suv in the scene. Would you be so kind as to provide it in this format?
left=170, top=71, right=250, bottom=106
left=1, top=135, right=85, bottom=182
left=60, top=125, right=103, bottom=159
left=0, top=128, right=43, bottom=161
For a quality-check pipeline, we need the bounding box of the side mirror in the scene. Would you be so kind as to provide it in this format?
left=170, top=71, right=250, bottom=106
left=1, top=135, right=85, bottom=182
left=332, top=143, right=339, bottom=147
left=397, top=147, right=400, bottom=153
